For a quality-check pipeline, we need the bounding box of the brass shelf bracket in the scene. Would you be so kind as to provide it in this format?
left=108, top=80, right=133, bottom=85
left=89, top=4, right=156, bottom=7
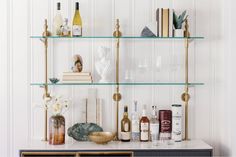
left=113, top=19, right=122, bottom=140
left=181, top=18, right=190, bottom=141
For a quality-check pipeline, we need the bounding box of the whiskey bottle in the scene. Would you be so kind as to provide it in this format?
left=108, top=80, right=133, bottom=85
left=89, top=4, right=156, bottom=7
left=121, top=106, right=131, bottom=142
left=140, top=104, right=150, bottom=142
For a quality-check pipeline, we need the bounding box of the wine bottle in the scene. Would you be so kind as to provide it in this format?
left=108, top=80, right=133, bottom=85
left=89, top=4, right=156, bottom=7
left=121, top=106, right=131, bottom=142
left=131, top=101, right=140, bottom=141
left=150, top=105, right=159, bottom=145
left=53, top=2, right=63, bottom=36
left=140, top=104, right=150, bottom=142
left=72, top=2, right=82, bottom=37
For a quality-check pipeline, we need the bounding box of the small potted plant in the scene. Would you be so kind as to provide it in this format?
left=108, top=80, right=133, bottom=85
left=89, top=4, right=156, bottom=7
left=46, top=95, right=69, bottom=145
left=173, top=10, right=188, bottom=37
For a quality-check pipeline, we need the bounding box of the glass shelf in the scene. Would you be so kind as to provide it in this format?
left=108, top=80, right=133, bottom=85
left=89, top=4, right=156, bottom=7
left=30, top=36, right=204, bottom=39
left=31, top=82, right=204, bottom=86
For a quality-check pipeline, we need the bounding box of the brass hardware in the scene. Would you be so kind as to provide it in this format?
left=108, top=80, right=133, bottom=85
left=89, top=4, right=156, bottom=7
left=113, top=19, right=122, bottom=140
left=113, top=93, right=122, bottom=101
left=42, top=19, right=51, bottom=37
left=40, top=19, right=51, bottom=142
left=181, top=93, right=190, bottom=102
left=113, top=19, right=122, bottom=37
left=183, top=18, right=190, bottom=141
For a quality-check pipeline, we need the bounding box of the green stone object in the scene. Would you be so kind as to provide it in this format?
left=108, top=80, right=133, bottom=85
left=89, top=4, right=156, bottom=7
left=67, top=123, right=103, bottom=141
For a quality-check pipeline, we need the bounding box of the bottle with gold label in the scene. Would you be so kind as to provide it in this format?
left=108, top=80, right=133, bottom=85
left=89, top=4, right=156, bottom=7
left=121, top=106, right=131, bottom=142
left=140, top=104, right=150, bottom=142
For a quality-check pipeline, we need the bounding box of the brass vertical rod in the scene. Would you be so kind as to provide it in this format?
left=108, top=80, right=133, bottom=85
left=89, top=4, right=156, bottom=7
left=116, top=38, right=120, bottom=140
left=42, top=19, right=51, bottom=141
left=184, top=19, right=189, bottom=140
left=113, top=19, right=122, bottom=140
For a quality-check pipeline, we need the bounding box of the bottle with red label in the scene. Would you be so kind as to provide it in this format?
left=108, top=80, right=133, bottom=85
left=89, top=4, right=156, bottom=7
left=159, top=110, right=172, bottom=140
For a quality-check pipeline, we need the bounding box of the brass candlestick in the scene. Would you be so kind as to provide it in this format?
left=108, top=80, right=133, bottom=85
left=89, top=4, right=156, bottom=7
left=113, top=19, right=122, bottom=140
left=181, top=18, right=190, bottom=140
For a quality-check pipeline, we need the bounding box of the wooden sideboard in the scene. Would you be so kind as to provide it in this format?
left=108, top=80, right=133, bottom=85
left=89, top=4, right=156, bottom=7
left=20, top=140, right=212, bottom=157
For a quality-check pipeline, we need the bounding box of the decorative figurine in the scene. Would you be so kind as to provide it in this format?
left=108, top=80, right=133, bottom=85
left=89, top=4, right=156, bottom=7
left=95, top=46, right=111, bottom=82
left=60, top=18, right=71, bottom=36
left=72, top=54, right=83, bottom=72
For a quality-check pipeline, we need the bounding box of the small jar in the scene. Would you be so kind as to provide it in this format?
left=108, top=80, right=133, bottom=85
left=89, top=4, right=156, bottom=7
left=49, top=114, right=65, bottom=145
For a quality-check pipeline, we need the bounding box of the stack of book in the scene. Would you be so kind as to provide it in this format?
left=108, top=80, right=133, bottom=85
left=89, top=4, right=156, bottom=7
left=62, top=72, right=92, bottom=83
left=156, top=8, right=174, bottom=37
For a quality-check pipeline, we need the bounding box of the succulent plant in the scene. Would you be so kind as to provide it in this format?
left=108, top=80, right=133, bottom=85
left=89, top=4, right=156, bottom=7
left=173, top=10, right=188, bottom=29
left=49, top=78, right=60, bottom=84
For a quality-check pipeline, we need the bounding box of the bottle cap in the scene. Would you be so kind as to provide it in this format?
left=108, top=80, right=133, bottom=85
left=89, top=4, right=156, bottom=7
left=124, top=106, right=128, bottom=112
left=134, top=101, right=138, bottom=112
left=142, top=104, right=147, bottom=116
left=57, top=2, right=61, bottom=10
left=76, top=2, right=79, bottom=10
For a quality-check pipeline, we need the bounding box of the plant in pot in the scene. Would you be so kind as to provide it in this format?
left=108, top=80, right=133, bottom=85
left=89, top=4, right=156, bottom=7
left=46, top=95, right=69, bottom=145
left=173, top=10, right=188, bottom=37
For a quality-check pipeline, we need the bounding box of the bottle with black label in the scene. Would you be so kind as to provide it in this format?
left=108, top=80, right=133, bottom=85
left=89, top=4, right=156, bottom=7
left=121, top=106, right=131, bottom=142
left=140, top=104, right=150, bottom=142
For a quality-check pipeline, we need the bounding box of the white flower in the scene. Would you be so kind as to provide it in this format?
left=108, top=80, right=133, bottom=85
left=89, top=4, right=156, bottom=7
left=52, top=103, right=62, bottom=114
left=46, top=94, right=70, bottom=115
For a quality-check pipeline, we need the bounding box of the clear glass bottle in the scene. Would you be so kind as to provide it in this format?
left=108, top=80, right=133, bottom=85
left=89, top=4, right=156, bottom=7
left=60, top=18, right=71, bottom=36
left=49, top=114, right=65, bottom=145
left=150, top=105, right=159, bottom=145
left=140, top=104, right=150, bottom=142
left=131, top=101, right=140, bottom=141
left=121, top=106, right=131, bottom=142
left=53, top=2, right=63, bottom=36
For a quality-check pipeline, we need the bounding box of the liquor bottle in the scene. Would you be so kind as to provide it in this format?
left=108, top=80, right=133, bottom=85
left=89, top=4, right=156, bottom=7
left=121, top=106, right=131, bottom=142
left=172, top=104, right=182, bottom=142
left=131, top=101, right=140, bottom=141
left=150, top=106, right=159, bottom=145
left=53, top=2, right=63, bottom=36
left=159, top=110, right=172, bottom=141
left=140, top=104, right=150, bottom=142
left=60, top=18, right=71, bottom=36
left=72, top=2, right=82, bottom=37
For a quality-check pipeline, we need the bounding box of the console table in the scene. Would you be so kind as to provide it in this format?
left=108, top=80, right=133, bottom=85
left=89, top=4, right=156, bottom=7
left=20, top=140, right=212, bottom=157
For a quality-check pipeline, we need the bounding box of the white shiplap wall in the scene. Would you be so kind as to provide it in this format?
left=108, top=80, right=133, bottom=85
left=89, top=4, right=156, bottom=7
left=0, top=0, right=231, bottom=156
left=30, top=0, right=198, bottom=139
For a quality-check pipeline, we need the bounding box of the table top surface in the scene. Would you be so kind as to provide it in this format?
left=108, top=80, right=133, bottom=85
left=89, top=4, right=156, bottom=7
left=20, top=139, right=212, bottom=151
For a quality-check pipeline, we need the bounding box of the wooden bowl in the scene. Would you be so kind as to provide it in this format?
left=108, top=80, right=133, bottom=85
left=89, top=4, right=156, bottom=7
left=89, top=132, right=115, bottom=144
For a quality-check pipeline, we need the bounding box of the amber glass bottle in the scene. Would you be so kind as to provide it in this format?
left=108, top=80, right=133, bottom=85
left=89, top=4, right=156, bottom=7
left=140, top=105, right=150, bottom=142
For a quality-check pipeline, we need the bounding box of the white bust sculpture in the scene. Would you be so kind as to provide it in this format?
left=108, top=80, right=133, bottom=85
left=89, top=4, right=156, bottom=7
left=95, top=46, right=111, bottom=83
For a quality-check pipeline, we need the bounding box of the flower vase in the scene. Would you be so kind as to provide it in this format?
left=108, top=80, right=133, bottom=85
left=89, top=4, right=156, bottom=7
left=49, top=114, right=65, bottom=145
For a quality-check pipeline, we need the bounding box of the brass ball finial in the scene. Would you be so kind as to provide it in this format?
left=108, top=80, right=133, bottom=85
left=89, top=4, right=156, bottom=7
left=113, top=19, right=122, bottom=37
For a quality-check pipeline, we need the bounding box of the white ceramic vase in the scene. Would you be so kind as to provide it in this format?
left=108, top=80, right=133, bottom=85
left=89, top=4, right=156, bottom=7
left=174, top=29, right=184, bottom=37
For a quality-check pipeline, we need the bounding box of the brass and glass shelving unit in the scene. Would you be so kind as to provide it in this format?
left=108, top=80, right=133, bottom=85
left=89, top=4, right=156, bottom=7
left=31, top=19, right=204, bottom=141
